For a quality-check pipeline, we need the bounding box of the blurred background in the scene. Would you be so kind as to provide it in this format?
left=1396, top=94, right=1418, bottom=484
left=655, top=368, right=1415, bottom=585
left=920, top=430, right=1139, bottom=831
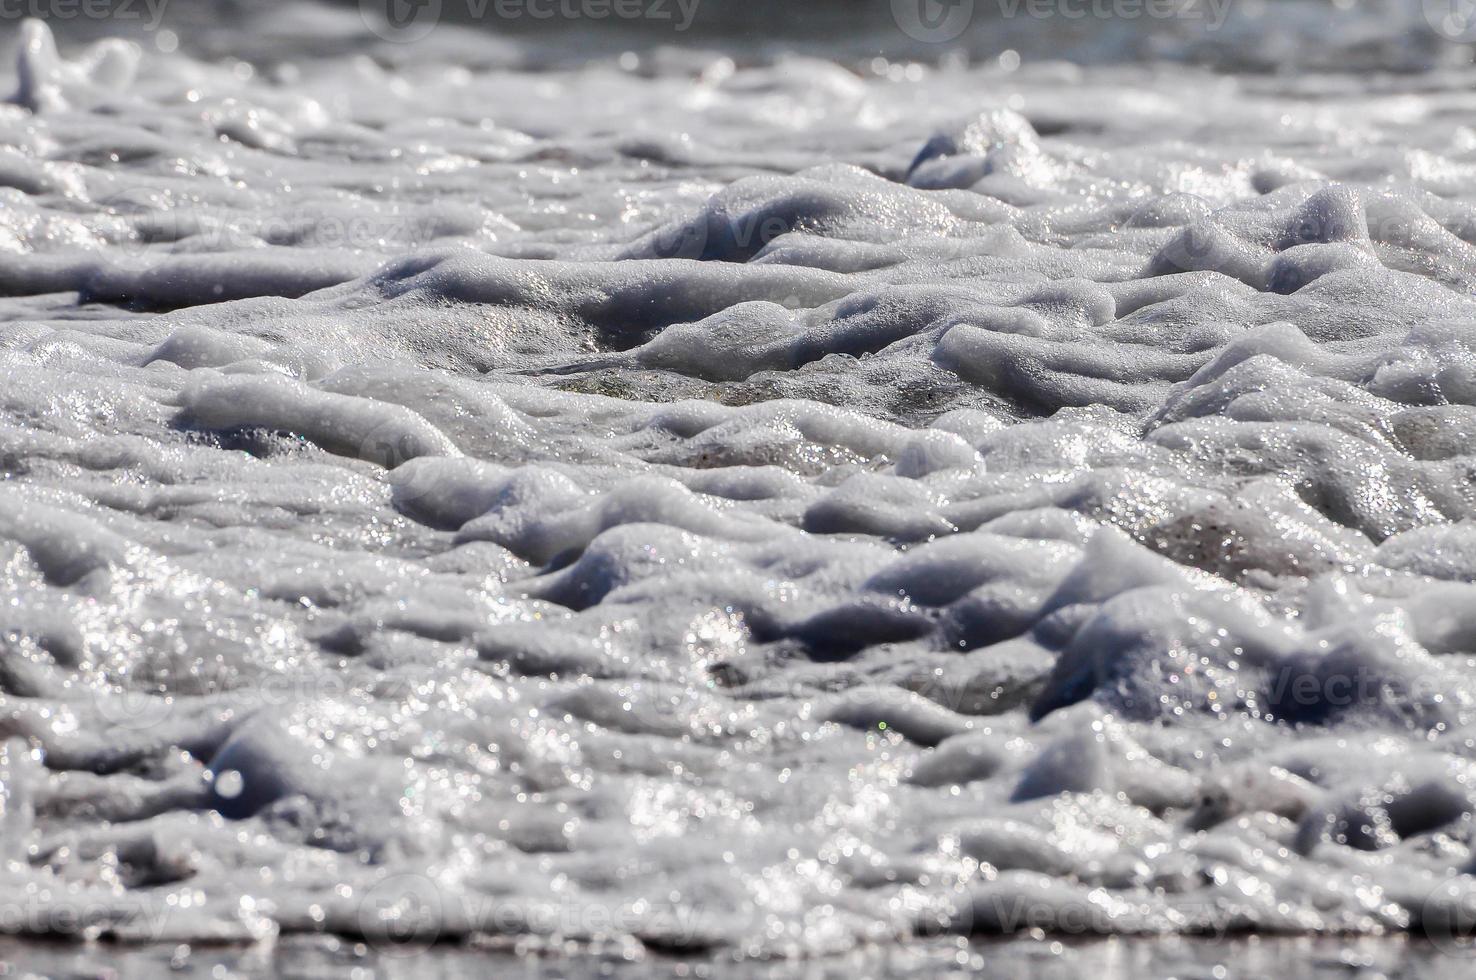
left=11, top=0, right=1476, bottom=71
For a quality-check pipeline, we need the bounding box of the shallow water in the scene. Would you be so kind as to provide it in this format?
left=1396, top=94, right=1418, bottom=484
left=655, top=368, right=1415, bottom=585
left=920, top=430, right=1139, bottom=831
left=6, top=0, right=1476, bottom=964
left=8, top=935, right=1476, bottom=980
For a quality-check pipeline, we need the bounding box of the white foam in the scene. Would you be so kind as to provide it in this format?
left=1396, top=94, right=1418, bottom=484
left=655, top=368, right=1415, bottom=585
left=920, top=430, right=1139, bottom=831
left=3, top=11, right=1476, bottom=957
